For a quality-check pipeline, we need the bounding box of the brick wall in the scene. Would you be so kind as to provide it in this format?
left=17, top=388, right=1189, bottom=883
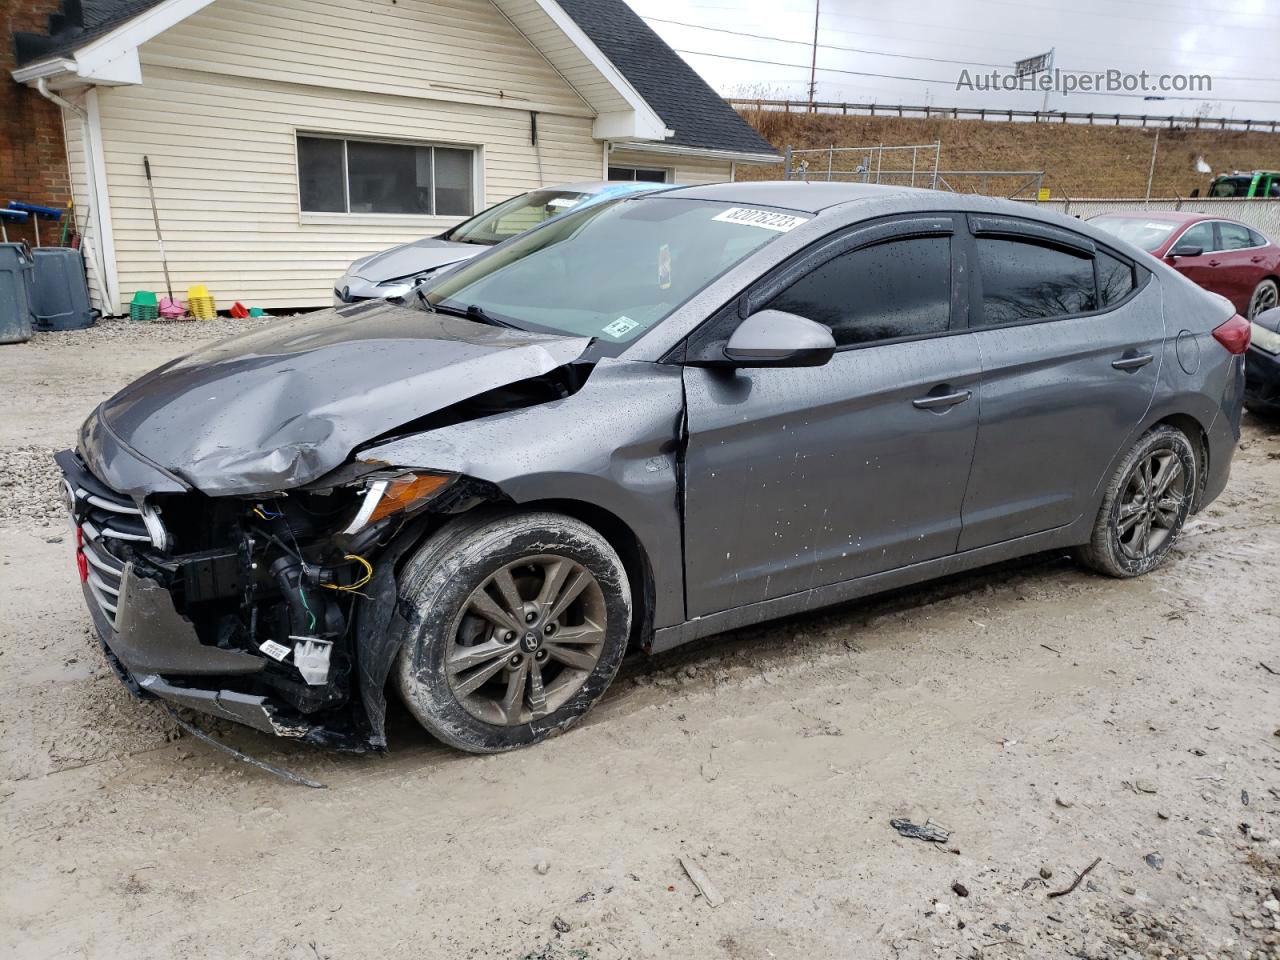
left=0, top=0, right=72, bottom=246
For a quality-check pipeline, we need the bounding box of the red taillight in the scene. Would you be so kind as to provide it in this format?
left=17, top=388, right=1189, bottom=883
left=1212, top=313, right=1251, bottom=354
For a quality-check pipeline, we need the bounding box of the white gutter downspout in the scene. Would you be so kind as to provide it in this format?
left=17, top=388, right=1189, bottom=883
left=33, top=78, right=118, bottom=313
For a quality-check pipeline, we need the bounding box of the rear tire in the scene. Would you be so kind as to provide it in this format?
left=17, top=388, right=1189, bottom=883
left=1075, top=426, right=1197, bottom=578
left=1248, top=278, right=1278, bottom=320
left=395, top=511, right=631, bottom=754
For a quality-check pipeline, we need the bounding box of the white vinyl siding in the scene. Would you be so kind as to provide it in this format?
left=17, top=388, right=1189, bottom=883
left=608, top=149, right=733, bottom=186
left=96, top=51, right=601, bottom=309
left=144, top=0, right=592, bottom=117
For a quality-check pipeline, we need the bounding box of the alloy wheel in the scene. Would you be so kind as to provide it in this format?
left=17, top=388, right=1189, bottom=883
left=446, top=556, right=607, bottom=725
left=1249, top=281, right=1278, bottom=320
left=1114, top=449, right=1187, bottom=561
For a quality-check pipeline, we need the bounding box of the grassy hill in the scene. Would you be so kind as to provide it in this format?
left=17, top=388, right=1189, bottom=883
left=734, top=106, right=1280, bottom=198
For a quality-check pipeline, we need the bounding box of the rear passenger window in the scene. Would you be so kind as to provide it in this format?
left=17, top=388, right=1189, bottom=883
left=767, top=236, right=951, bottom=347
left=1219, top=222, right=1255, bottom=250
left=975, top=238, right=1096, bottom=325
left=1097, top=251, right=1135, bottom=307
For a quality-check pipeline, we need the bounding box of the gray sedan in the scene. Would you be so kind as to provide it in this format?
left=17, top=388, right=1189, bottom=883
left=58, top=182, right=1246, bottom=755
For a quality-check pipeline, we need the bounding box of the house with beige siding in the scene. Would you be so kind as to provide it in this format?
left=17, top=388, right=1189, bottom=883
left=10, top=0, right=777, bottom=313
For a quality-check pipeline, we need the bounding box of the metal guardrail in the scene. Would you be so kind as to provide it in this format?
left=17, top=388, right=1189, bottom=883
left=729, top=98, right=1280, bottom=133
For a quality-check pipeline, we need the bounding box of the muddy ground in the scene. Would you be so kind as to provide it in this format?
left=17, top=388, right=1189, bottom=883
left=2, top=318, right=1278, bottom=960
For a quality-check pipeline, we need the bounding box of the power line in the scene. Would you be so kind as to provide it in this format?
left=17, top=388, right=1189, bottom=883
left=645, top=16, right=1280, bottom=84
left=672, top=48, right=1280, bottom=104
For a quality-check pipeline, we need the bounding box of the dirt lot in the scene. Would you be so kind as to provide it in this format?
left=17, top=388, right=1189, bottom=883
left=2, top=318, right=1279, bottom=960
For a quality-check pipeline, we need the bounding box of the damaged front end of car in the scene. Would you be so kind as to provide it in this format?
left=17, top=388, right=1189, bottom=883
left=59, top=445, right=505, bottom=750
left=56, top=303, right=597, bottom=750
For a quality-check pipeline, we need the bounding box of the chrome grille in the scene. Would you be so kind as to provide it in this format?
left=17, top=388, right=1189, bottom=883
left=57, top=451, right=171, bottom=629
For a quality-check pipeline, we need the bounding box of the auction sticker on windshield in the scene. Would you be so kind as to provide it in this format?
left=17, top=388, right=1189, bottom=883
left=712, top=207, right=810, bottom=232
left=602, top=316, right=639, bottom=338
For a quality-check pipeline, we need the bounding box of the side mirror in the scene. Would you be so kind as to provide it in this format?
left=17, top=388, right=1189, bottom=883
left=1168, top=244, right=1203, bottom=259
left=721, top=309, right=836, bottom=368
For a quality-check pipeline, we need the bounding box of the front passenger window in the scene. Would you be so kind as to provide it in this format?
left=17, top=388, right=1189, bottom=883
left=766, top=236, right=951, bottom=347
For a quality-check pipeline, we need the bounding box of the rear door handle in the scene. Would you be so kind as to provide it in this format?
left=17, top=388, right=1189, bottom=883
left=912, top=389, right=972, bottom=409
left=1112, top=352, right=1154, bottom=371
left=1208, top=259, right=1221, bottom=267
left=1252, top=256, right=1266, bottom=263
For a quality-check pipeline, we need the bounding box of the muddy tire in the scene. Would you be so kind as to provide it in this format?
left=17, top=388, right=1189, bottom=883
left=1075, top=425, right=1197, bottom=578
left=394, top=511, right=631, bottom=753
left=1248, top=278, right=1279, bottom=320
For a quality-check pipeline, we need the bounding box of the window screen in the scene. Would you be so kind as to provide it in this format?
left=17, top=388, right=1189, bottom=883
left=297, top=135, right=475, bottom=215
left=1097, top=251, right=1135, bottom=307
left=767, top=236, right=952, bottom=347
left=297, top=136, right=346, bottom=213
left=975, top=237, right=1096, bottom=325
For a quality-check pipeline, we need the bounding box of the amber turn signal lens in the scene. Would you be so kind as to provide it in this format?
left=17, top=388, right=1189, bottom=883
left=366, top=473, right=451, bottom=524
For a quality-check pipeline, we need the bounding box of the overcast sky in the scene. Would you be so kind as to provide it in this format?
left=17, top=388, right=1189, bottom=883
left=623, top=0, right=1280, bottom=122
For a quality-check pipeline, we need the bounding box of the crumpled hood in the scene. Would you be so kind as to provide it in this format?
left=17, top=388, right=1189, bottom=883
left=348, top=236, right=481, bottom=283
left=87, top=300, right=590, bottom=496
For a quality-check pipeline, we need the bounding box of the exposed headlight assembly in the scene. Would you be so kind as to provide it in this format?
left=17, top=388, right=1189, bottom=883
left=343, top=471, right=455, bottom=535
left=1250, top=321, right=1280, bottom=354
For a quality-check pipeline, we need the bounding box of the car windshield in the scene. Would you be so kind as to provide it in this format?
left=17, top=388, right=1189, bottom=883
left=419, top=197, right=801, bottom=343
left=443, top=189, right=592, bottom=246
left=1090, top=215, right=1178, bottom=252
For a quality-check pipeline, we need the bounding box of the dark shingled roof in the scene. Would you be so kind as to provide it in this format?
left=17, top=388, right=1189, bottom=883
left=15, top=0, right=777, bottom=157
left=13, top=0, right=167, bottom=65
left=557, top=0, right=777, bottom=157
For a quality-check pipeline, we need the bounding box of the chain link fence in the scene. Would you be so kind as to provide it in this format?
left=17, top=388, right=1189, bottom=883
left=1036, top=197, right=1280, bottom=237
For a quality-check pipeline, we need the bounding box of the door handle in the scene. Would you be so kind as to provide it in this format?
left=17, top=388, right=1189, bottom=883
left=1251, top=256, right=1266, bottom=263
left=912, top=389, right=972, bottom=409
left=1112, top=352, right=1154, bottom=371
left=1208, top=259, right=1221, bottom=267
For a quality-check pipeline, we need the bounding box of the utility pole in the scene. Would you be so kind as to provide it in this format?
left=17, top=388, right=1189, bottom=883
left=1145, top=128, right=1160, bottom=203
left=808, top=0, right=820, bottom=113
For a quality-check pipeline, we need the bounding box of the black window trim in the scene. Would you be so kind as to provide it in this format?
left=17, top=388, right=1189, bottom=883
left=743, top=213, right=967, bottom=355
left=675, top=213, right=970, bottom=363
left=965, top=215, right=1151, bottom=331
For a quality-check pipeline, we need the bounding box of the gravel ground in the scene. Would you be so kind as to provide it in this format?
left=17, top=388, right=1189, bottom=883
left=1, top=319, right=1278, bottom=960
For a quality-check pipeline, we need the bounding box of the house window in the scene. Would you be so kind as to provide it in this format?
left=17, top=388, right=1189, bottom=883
left=608, top=165, right=669, bottom=183
left=297, top=134, right=475, bottom=216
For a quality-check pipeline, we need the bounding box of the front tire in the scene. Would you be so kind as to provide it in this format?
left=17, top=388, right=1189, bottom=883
left=1075, top=426, right=1197, bottom=578
left=395, top=511, right=631, bottom=753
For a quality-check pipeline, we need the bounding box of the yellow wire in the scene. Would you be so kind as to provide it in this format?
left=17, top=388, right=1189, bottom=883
left=324, top=554, right=373, bottom=592
left=253, top=507, right=268, bottom=519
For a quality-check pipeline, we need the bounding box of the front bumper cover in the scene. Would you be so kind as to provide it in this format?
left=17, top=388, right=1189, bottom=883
left=82, top=567, right=313, bottom=740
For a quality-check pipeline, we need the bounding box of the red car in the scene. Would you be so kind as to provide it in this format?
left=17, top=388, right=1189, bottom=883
left=1089, top=212, right=1280, bottom=319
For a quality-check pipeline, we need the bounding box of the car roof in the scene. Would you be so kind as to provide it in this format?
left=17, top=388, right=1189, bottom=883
left=652, top=180, right=926, bottom=214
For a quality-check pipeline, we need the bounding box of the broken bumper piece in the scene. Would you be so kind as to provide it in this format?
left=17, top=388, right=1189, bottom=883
left=136, top=676, right=311, bottom=739
left=83, top=566, right=313, bottom=740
